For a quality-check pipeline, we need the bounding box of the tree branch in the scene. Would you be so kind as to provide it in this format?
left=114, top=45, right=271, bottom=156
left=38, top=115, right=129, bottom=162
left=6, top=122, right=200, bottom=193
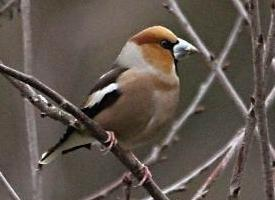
left=228, top=105, right=256, bottom=199
left=0, top=0, right=17, bottom=15
left=249, top=0, right=275, bottom=199
left=4, top=76, right=79, bottom=128
left=20, top=0, right=43, bottom=199
left=163, top=0, right=248, bottom=117
left=142, top=129, right=245, bottom=200
left=0, top=171, right=21, bottom=200
left=264, top=0, right=275, bottom=71
left=191, top=135, right=241, bottom=200
left=230, top=0, right=251, bottom=24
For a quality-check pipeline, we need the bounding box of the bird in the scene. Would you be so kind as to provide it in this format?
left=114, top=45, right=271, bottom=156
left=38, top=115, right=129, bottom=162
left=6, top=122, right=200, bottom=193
left=38, top=26, right=198, bottom=169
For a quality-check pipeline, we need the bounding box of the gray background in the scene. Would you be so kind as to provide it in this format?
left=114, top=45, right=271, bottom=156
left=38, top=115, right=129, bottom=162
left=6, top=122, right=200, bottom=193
left=0, top=0, right=274, bottom=199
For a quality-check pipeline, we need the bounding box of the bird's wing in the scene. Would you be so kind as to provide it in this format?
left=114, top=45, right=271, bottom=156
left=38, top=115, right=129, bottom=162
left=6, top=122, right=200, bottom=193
left=81, top=66, right=129, bottom=118
left=38, top=66, right=129, bottom=166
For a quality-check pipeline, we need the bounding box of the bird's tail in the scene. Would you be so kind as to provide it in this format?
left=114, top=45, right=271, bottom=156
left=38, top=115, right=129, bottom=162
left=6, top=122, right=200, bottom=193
left=38, top=127, right=95, bottom=168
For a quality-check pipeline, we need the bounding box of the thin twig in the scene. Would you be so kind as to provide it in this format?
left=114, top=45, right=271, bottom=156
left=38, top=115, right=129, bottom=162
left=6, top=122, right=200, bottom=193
left=142, top=129, right=245, bottom=200
left=272, top=58, right=275, bottom=72
left=4, top=76, right=79, bottom=128
left=20, top=0, right=42, bottom=199
left=249, top=0, right=275, bottom=199
left=0, top=0, right=17, bottom=15
left=264, top=0, right=275, bottom=71
left=266, top=85, right=275, bottom=109
left=191, top=137, right=240, bottom=200
left=228, top=106, right=256, bottom=199
left=164, top=0, right=248, bottom=117
left=0, top=63, right=170, bottom=200
left=230, top=0, right=251, bottom=24
left=0, top=171, right=21, bottom=200
left=82, top=175, right=126, bottom=200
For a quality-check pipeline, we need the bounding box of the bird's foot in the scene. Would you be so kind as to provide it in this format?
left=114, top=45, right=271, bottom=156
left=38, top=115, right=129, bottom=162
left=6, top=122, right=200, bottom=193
left=101, top=131, right=117, bottom=152
left=122, top=172, right=133, bottom=185
left=136, top=164, right=152, bottom=186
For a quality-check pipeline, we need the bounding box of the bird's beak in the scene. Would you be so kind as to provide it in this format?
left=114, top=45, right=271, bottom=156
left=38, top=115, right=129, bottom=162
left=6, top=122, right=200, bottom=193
left=173, top=38, right=198, bottom=60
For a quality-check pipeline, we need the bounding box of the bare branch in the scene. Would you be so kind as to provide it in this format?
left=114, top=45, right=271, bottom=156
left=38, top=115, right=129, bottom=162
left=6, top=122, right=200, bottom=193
left=249, top=0, right=275, bottom=199
left=0, top=171, right=21, bottom=200
left=20, top=0, right=42, bottom=199
left=0, top=0, right=17, bottom=15
left=228, top=106, right=256, bottom=199
left=266, top=85, right=275, bottom=109
left=4, top=76, right=79, bottom=128
left=142, top=129, right=245, bottom=200
left=191, top=138, right=240, bottom=200
left=264, top=0, right=275, bottom=69
left=163, top=0, right=248, bottom=117
left=264, top=0, right=275, bottom=70
left=0, top=63, right=170, bottom=200
left=230, top=0, right=251, bottom=24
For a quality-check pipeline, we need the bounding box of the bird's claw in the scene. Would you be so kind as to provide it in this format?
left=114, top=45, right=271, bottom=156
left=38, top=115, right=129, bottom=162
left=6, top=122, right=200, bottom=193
left=101, top=131, right=117, bottom=153
left=136, top=164, right=152, bottom=186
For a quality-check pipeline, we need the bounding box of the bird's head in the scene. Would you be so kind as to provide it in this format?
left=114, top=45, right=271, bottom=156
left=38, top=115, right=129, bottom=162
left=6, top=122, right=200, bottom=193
left=115, top=26, right=198, bottom=75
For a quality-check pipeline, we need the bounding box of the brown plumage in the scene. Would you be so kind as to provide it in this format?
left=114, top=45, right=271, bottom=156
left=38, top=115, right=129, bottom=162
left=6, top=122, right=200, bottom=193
left=38, top=26, right=198, bottom=166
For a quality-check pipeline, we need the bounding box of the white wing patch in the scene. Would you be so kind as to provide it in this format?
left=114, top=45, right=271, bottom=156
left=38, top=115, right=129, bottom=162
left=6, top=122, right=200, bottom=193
left=84, top=83, right=119, bottom=108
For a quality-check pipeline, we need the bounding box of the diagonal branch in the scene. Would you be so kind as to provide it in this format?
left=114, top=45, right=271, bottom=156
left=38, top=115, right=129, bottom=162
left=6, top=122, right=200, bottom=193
left=0, top=63, right=170, bottom=200
left=4, top=76, right=79, bottom=128
left=163, top=0, right=248, bottom=117
left=191, top=134, right=241, bottom=200
left=142, top=129, right=245, bottom=200
left=230, top=0, right=251, bottom=24
left=228, top=105, right=256, bottom=199
left=0, top=0, right=17, bottom=15
left=0, top=171, right=21, bottom=200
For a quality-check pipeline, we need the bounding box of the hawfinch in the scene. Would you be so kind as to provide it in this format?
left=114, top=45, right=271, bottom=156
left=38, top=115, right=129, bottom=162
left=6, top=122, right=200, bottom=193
left=39, top=26, right=198, bottom=166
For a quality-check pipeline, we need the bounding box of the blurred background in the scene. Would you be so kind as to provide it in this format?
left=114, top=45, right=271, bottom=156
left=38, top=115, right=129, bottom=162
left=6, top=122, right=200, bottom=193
left=0, top=0, right=274, bottom=199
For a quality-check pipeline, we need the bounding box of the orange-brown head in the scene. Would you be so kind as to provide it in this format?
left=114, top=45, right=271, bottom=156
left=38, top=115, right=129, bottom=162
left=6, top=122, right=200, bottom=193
left=116, top=26, right=198, bottom=76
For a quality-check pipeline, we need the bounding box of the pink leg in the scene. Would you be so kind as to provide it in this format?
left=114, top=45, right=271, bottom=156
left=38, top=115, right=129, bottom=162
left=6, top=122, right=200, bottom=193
left=102, top=131, right=117, bottom=152
left=137, top=164, right=152, bottom=186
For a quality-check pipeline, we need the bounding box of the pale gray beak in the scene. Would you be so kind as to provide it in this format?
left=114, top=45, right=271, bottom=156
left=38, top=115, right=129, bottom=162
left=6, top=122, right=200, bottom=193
left=173, top=38, right=198, bottom=60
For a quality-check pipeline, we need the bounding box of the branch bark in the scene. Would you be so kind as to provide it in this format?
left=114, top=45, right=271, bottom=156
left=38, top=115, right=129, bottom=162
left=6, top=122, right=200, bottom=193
left=264, top=0, right=275, bottom=71
left=249, top=0, right=275, bottom=199
left=228, top=106, right=256, bottom=199
left=20, top=0, right=42, bottom=200
left=0, top=171, right=21, bottom=200
left=230, top=0, right=251, bottom=24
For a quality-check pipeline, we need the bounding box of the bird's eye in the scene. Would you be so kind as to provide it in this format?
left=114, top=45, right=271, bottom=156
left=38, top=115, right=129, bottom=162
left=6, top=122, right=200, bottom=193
left=160, top=40, right=173, bottom=50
